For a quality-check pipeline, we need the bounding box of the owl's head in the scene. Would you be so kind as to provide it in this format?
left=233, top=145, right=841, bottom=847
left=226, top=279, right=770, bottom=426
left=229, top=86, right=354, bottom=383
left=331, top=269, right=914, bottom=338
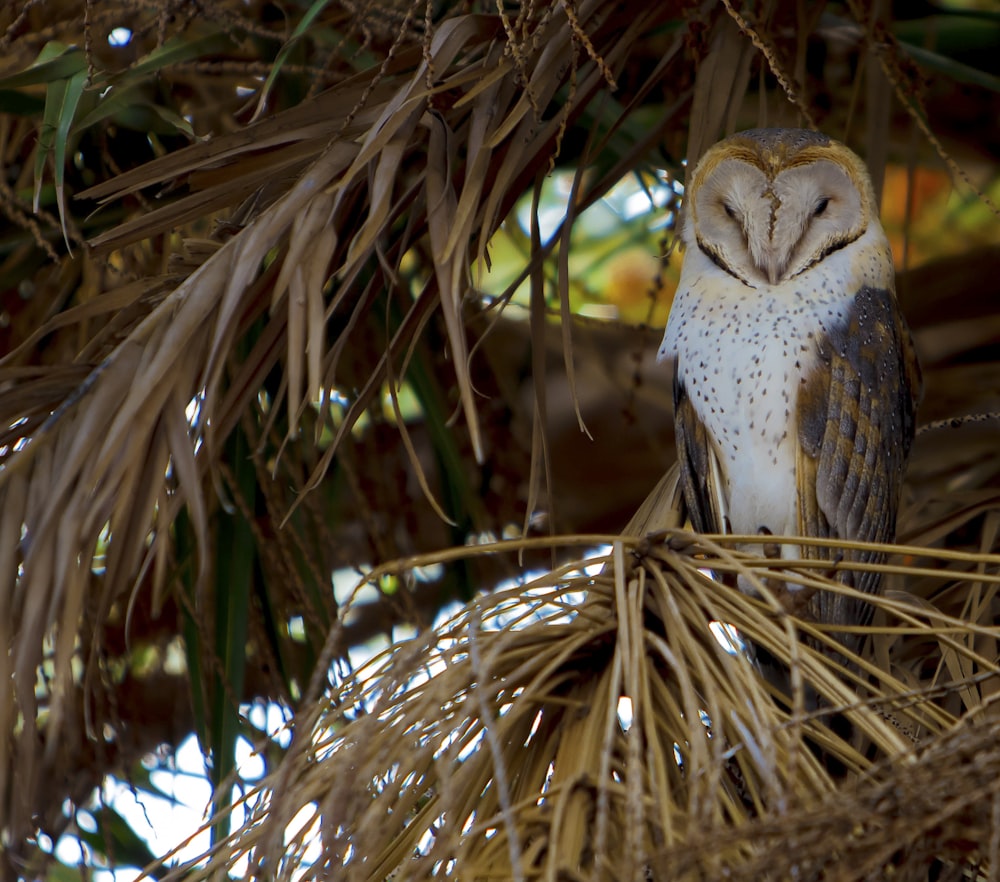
left=683, top=128, right=881, bottom=287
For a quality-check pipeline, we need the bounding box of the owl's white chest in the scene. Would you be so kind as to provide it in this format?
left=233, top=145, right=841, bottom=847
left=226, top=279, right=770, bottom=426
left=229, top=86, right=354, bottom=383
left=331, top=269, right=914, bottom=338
left=660, top=254, right=853, bottom=541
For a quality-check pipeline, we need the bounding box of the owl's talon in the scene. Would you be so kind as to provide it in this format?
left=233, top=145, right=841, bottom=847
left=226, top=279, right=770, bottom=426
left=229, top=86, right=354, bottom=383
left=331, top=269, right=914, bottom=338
left=757, top=525, right=781, bottom=560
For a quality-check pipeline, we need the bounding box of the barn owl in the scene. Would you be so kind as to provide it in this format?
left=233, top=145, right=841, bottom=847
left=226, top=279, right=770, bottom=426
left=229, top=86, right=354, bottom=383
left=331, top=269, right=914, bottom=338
left=658, top=128, right=921, bottom=651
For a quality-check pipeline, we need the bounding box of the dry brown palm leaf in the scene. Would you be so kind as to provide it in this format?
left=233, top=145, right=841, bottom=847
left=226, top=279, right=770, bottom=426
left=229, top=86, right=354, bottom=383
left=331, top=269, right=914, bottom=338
left=143, top=524, right=1000, bottom=881
left=3, top=0, right=998, bottom=871
left=0, top=0, right=701, bottom=846
left=659, top=708, right=1000, bottom=881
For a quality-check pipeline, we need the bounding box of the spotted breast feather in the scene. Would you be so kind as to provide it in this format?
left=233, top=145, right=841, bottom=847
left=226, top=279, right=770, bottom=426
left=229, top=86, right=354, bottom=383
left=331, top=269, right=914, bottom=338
left=672, top=283, right=921, bottom=642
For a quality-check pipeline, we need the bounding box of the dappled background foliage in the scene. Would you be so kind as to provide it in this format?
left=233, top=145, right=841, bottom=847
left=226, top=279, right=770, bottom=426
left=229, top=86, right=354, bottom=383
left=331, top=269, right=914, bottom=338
left=0, top=0, right=999, bottom=879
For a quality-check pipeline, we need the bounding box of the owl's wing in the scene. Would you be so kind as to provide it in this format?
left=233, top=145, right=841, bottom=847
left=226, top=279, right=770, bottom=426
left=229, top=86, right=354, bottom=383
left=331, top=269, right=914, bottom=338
left=673, top=364, right=729, bottom=536
left=796, top=285, right=922, bottom=631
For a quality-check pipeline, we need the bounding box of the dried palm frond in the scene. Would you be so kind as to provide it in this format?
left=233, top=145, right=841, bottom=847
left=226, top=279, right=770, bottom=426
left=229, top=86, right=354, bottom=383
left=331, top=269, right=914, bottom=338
left=2, top=0, right=707, bottom=849
left=1, top=0, right=999, bottom=874
left=144, top=515, right=1000, bottom=881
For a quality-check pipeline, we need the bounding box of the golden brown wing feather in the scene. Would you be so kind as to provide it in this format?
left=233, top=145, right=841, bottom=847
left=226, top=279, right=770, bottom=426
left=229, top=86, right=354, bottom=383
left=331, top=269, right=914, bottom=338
left=673, top=365, right=728, bottom=536
left=796, top=286, right=922, bottom=636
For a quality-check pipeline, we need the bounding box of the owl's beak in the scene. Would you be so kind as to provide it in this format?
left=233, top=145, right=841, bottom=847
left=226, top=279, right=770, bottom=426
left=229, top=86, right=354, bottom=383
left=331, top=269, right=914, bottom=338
left=754, top=248, right=787, bottom=286
left=746, top=219, right=790, bottom=285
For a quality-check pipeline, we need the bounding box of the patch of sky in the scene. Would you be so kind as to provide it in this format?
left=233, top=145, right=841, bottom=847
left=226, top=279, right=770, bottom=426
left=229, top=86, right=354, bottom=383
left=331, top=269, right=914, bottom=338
left=603, top=169, right=684, bottom=227
left=75, top=701, right=295, bottom=879
left=513, top=169, right=681, bottom=245
left=617, top=695, right=633, bottom=731
left=709, top=620, right=743, bottom=655
left=108, top=28, right=132, bottom=47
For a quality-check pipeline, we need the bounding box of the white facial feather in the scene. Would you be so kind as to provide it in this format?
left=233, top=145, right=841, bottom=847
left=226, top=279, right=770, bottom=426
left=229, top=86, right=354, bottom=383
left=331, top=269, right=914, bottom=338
left=688, top=157, right=867, bottom=287
left=688, top=159, right=771, bottom=286
left=770, top=161, right=864, bottom=282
